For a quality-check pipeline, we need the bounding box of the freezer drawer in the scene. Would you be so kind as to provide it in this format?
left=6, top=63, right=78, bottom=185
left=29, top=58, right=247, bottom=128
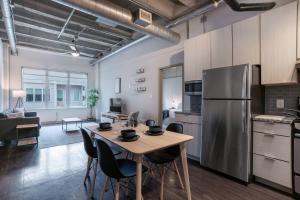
left=201, top=99, right=250, bottom=182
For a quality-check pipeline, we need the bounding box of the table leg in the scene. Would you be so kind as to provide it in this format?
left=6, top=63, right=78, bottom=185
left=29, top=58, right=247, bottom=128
left=66, top=122, right=68, bottom=133
left=61, top=120, right=63, bottom=130
left=180, top=143, right=191, bottom=200
left=136, top=154, right=143, bottom=200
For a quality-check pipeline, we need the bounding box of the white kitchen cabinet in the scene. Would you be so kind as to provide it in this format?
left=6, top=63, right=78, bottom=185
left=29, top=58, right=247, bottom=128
left=233, top=16, right=260, bottom=65
left=261, top=1, right=297, bottom=85
left=253, top=120, right=292, bottom=188
left=298, top=0, right=300, bottom=59
left=184, top=32, right=211, bottom=81
left=211, top=25, right=233, bottom=68
left=175, top=113, right=201, bottom=160
left=182, top=122, right=201, bottom=159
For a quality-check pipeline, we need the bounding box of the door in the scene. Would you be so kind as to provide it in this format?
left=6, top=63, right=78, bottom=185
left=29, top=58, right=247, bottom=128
left=233, top=16, right=260, bottom=65
left=201, top=99, right=250, bottom=182
left=182, top=122, right=201, bottom=159
left=261, top=1, right=297, bottom=84
left=184, top=32, right=211, bottom=81
left=202, top=64, right=248, bottom=99
left=211, top=25, right=233, bottom=68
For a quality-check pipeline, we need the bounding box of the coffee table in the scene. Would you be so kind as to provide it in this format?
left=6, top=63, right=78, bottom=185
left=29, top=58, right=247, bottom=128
left=62, top=118, right=83, bottom=132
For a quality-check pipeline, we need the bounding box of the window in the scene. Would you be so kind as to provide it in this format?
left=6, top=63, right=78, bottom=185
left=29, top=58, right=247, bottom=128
left=22, top=68, right=88, bottom=109
left=26, top=88, right=33, bottom=102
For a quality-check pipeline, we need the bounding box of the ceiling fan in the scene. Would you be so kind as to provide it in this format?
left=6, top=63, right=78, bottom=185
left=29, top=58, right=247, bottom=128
left=223, top=0, right=276, bottom=11
left=69, top=36, right=80, bottom=57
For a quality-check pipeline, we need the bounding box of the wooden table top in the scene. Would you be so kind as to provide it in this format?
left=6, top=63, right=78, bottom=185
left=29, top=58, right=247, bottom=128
left=86, top=124, right=193, bottom=155
left=16, top=124, right=39, bottom=129
left=62, top=118, right=82, bottom=122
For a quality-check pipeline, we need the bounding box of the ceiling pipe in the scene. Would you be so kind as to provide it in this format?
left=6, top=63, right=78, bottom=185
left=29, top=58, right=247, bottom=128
left=223, top=0, right=276, bottom=11
left=91, top=1, right=220, bottom=65
left=0, top=0, right=17, bottom=55
left=50, top=0, right=181, bottom=43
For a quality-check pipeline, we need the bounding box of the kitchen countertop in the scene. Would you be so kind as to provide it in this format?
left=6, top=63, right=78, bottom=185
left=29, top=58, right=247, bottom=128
left=175, top=111, right=201, bottom=116
left=253, top=114, right=295, bottom=124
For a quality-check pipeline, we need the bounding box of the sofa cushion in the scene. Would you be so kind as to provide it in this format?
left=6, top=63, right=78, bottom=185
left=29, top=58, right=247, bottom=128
left=0, top=113, right=7, bottom=119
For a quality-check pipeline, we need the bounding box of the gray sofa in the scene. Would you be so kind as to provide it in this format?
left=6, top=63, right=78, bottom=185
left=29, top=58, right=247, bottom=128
left=0, top=112, right=40, bottom=143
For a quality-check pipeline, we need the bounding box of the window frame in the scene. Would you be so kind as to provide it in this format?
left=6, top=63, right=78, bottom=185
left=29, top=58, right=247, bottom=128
left=22, top=67, right=88, bottom=110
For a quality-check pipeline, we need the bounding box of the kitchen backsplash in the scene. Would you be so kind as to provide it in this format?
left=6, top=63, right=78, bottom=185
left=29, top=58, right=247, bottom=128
left=265, top=84, right=300, bottom=115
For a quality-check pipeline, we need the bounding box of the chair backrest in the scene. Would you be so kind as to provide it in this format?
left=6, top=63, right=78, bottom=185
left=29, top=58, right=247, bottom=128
left=128, top=111, right=139, bottom=122
left=81, top=128, right=97, bottom=158
left=165, top=123, right=183, bottom=156
left=95, top=138, right=124, bottom=179
left=166, top=123, right=183, bottom=134
left=145, top=119, right=155, bottom=127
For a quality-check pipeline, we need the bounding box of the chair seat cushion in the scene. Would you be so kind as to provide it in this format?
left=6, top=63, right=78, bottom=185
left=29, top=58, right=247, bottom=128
left=145, top=150, right=178, bottom=164
left=117, top=159, right=148, bottom=178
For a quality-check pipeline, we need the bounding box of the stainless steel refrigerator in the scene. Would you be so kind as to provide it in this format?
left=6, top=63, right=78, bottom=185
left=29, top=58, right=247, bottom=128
left=201, top=64, right=263, bottom=183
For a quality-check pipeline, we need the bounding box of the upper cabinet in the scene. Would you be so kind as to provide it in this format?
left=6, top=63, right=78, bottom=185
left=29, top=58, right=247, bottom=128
left=211, top=25, right=233, bottom=68
left=184, top=32, right=211, bottom=81
left=297, top=0, right=300, bottom=59
left=261, top=2, right=297, bottom=85
left=233, top=16, right=260, bottom=66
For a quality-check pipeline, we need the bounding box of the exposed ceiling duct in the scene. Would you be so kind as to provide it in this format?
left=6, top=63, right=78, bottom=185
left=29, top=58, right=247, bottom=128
left=50, top=0, right=181, bottom=43
left=224, top=0, right=276, bottom=11
left=91, top=1, right=221, bottom=65
left=0, top=0, right=17, bottom=55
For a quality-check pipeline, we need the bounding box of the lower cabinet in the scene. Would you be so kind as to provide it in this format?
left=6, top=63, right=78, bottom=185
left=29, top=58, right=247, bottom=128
left=175, top=113, right=201, bottom=160
left=252, top=120, right=292, bottom=188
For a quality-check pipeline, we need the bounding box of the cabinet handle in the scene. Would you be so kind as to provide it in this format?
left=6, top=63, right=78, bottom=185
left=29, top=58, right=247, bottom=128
left=263, top=154, right=276, bottom=161
left=263, top=132, right=275, bottom=137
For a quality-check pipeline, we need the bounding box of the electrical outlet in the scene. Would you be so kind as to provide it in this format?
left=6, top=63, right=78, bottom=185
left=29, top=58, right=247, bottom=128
left=276, top=99, right=284, bottom=109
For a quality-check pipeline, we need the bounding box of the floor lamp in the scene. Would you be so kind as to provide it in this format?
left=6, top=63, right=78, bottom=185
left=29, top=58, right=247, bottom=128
left=12, top=90, right=26, bottom=109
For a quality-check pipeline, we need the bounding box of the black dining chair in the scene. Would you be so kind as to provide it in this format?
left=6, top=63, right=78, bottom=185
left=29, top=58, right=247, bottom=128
left=81, top=128, right=121, bottom=198
left=144, top=123, right=184, bottom=200
left=95, top=138, right=148, bottom=200
left=145, top=119, right=156, bottom=126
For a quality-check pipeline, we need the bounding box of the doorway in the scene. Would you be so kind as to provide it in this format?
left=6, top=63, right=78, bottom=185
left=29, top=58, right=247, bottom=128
left=159, top=64, right=183, bottom=128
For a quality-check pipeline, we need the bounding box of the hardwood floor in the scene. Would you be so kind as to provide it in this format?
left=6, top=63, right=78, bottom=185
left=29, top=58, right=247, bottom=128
left=0, top=142, right=293, bottom=200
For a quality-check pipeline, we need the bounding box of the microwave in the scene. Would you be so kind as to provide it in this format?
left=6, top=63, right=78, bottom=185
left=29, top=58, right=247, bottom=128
left=185, top=80, right=202, bottom=95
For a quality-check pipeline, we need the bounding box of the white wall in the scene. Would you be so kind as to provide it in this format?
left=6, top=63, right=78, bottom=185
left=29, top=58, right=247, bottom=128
left=98, top=0, right=295, bottom=122
left=0, top=40, right=3, bottom=111
left=3, top=46, right=96, bottom=122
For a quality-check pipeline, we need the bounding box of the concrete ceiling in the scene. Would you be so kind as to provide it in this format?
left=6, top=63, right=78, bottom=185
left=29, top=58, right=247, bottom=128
left=0, top=0, right=212, bottom=59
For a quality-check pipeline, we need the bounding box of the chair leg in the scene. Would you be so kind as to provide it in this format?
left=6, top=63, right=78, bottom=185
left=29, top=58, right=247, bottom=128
left=114, top=180, right=120, bottom=200
left=84, top=157, right=92, bottom=184
left=89, top=159, right=98, bottom=198
left=99, top=176, right=109, bottom=200
left=160, top=166, right=165, bottom=200
left=173, top=161, right=184, bottom=189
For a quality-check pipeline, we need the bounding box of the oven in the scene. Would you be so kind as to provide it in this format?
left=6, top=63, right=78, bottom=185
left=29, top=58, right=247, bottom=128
left=184, top=80, right=202, bottom=95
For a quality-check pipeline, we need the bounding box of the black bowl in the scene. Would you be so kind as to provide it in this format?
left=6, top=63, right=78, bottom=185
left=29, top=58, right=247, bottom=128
left=121, top=129, right=136, bottom=139
left=99, top=122, right=111, bottom=130
left=149, top=126, right=162, bottom=133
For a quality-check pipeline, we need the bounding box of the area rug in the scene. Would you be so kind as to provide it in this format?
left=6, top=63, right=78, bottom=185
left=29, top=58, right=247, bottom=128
left=38, top=122, right=98, bottom=149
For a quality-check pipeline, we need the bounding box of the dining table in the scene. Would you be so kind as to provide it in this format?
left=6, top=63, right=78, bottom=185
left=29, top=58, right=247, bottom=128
left=86, top=123, right=193, bottom=200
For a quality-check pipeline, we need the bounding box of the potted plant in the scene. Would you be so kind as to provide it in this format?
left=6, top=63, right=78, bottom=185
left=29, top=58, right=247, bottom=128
left=87, top=89, right=100, bottom=120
